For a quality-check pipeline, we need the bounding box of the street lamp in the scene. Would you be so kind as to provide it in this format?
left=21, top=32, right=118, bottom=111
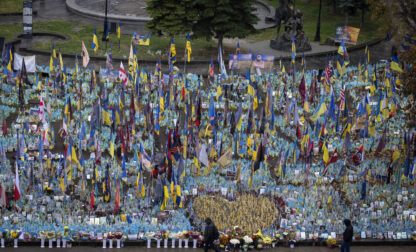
left=314, top=0, right=322, bottom=42
left=102, top=0, right=108, bottom=41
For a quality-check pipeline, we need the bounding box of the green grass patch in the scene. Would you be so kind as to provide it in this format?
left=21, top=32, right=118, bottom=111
left=22, top=20, right=216, bottom=60
left=0, top=23, right=22, bottom=41
left=0, top=0, right=23, bottom=14
left=257, top=0, right=380, bottom=45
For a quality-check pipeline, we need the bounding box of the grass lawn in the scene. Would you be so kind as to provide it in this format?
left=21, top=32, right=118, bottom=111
left=0, top=0, right=23, bottom=14
left=251, top=0, right=380, bottom=45
left=1, top=20, right=218, bottom=60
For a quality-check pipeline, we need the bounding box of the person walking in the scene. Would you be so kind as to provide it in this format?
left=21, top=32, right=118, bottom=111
left=203, top=218, right=219, bottom=252
left=341, top=219, right=353, bottom=252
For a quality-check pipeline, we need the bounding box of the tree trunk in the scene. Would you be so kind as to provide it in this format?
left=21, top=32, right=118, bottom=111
left=345, top=11, right=349, bottom=26
left=360, top=8, right=365, bottom=28
left=331, top=0, right=337, bottom=15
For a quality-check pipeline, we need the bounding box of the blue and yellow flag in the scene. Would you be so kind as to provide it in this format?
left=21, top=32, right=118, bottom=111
left=291, top=36, right=296, bottom=64
left=92, top=28, right=98, bottom=52
left=139, top=33, right=151, bottom=46
left=104, top=22, right=109, bottom=41
left=186, top=33, right=192, bottom=62
left=391, top=55, right=403, bottom=73
left=170, top=36, right=176, bottom=64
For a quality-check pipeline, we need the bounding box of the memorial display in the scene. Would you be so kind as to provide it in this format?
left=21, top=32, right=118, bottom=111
left=0, top=39, right=415, bottom=249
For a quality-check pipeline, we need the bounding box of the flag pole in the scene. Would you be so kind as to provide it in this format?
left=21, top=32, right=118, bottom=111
left=184, top=49, right=187, bottom=75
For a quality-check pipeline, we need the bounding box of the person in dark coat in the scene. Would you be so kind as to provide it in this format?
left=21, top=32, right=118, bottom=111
left=203, top=218, right=219, bottom=252
left=341, top=219, right=353, bottom=252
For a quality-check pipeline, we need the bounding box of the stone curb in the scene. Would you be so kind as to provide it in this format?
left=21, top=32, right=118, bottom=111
left=65, top=0, right=151, bottom=22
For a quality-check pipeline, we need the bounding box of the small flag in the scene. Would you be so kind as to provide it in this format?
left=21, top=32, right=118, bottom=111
left=186, top=33, right=192, bottom=62
left=92, top=28, right=99, bottom=52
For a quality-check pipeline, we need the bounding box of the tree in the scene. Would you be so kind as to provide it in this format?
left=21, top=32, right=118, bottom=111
left=338, top=0, right=355, bottom=25
left=366, top=0, right=416, bottom=96
left=366, top=0, right=416, bottom=39
left=192, top=0, right=258, bottom=49
left=146, top=0, right=197, bottom=35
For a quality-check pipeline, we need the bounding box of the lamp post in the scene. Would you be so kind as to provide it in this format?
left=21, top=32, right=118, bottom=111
left=314, top=0, right=322, bottom=42
left=102, top=0, right=108, bottom=41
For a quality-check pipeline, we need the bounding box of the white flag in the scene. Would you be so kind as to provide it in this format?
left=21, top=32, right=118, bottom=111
left=81, top=41, right=90, bottom=68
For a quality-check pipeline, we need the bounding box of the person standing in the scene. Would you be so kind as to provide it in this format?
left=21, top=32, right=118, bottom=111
left=204, top=218, right=219, bottom=252
left=341, top=219, right=353, bottom=252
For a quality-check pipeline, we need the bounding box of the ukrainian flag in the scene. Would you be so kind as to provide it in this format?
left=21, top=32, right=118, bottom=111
left=391, top=55, right=403, bottom=73
left=170, top=36, right=176, bottom=64
left=92, top=28, right=99, bottom=52
left=291, top=36, right=296, bottom=64
left=186, top=33, right=192, bottom=62
left=310, top=99, right=327, bottom=122
left=139, top=33, right=151, bottom=46
left=117, top=23, right=121, bottom=39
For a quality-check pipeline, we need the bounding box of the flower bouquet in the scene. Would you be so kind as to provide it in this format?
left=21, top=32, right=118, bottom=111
left=155, top=231, right=164, bottom=248
left=10, top=230, right=21, bottom=248
left=115, top=231, right=123, bottom=248
left=176, top=232, right=184, bottom=248
left=190, top=231, right=201, bottom=248
left=23, top=232, right=31, bottom=242
left=107, top=232, right=115, bottom=248
left=326, top=238, right=337, bottom=249
left=257, top=239, right=264, bottom=249
left=47, top=231, right=55, bottom=248
left=181, top=231, right=190, bottom=248
left=289, top=239, right=296, bottom=248
left=0, top=229, right=8, bottom=248
left=230, top=238, right=240, bottom=251
left=145, top=232, right=155, bottom=248
left=219, top=234, right=230, bottom=250
left=39, top=231, right=46, bottom=248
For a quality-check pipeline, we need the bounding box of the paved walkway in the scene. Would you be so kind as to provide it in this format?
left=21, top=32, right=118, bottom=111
left=1, top=246, right=415, bottom=252
left=222, top=38, right=336, bottom=56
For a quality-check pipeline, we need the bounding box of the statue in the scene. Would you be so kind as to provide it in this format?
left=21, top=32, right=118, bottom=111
left=273, top=0, right=292, bottom=38
left=269, top=0, right=311, bottom=52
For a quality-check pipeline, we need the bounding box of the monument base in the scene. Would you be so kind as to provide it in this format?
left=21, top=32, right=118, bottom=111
left=270, top=33, right=312, bottom=52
